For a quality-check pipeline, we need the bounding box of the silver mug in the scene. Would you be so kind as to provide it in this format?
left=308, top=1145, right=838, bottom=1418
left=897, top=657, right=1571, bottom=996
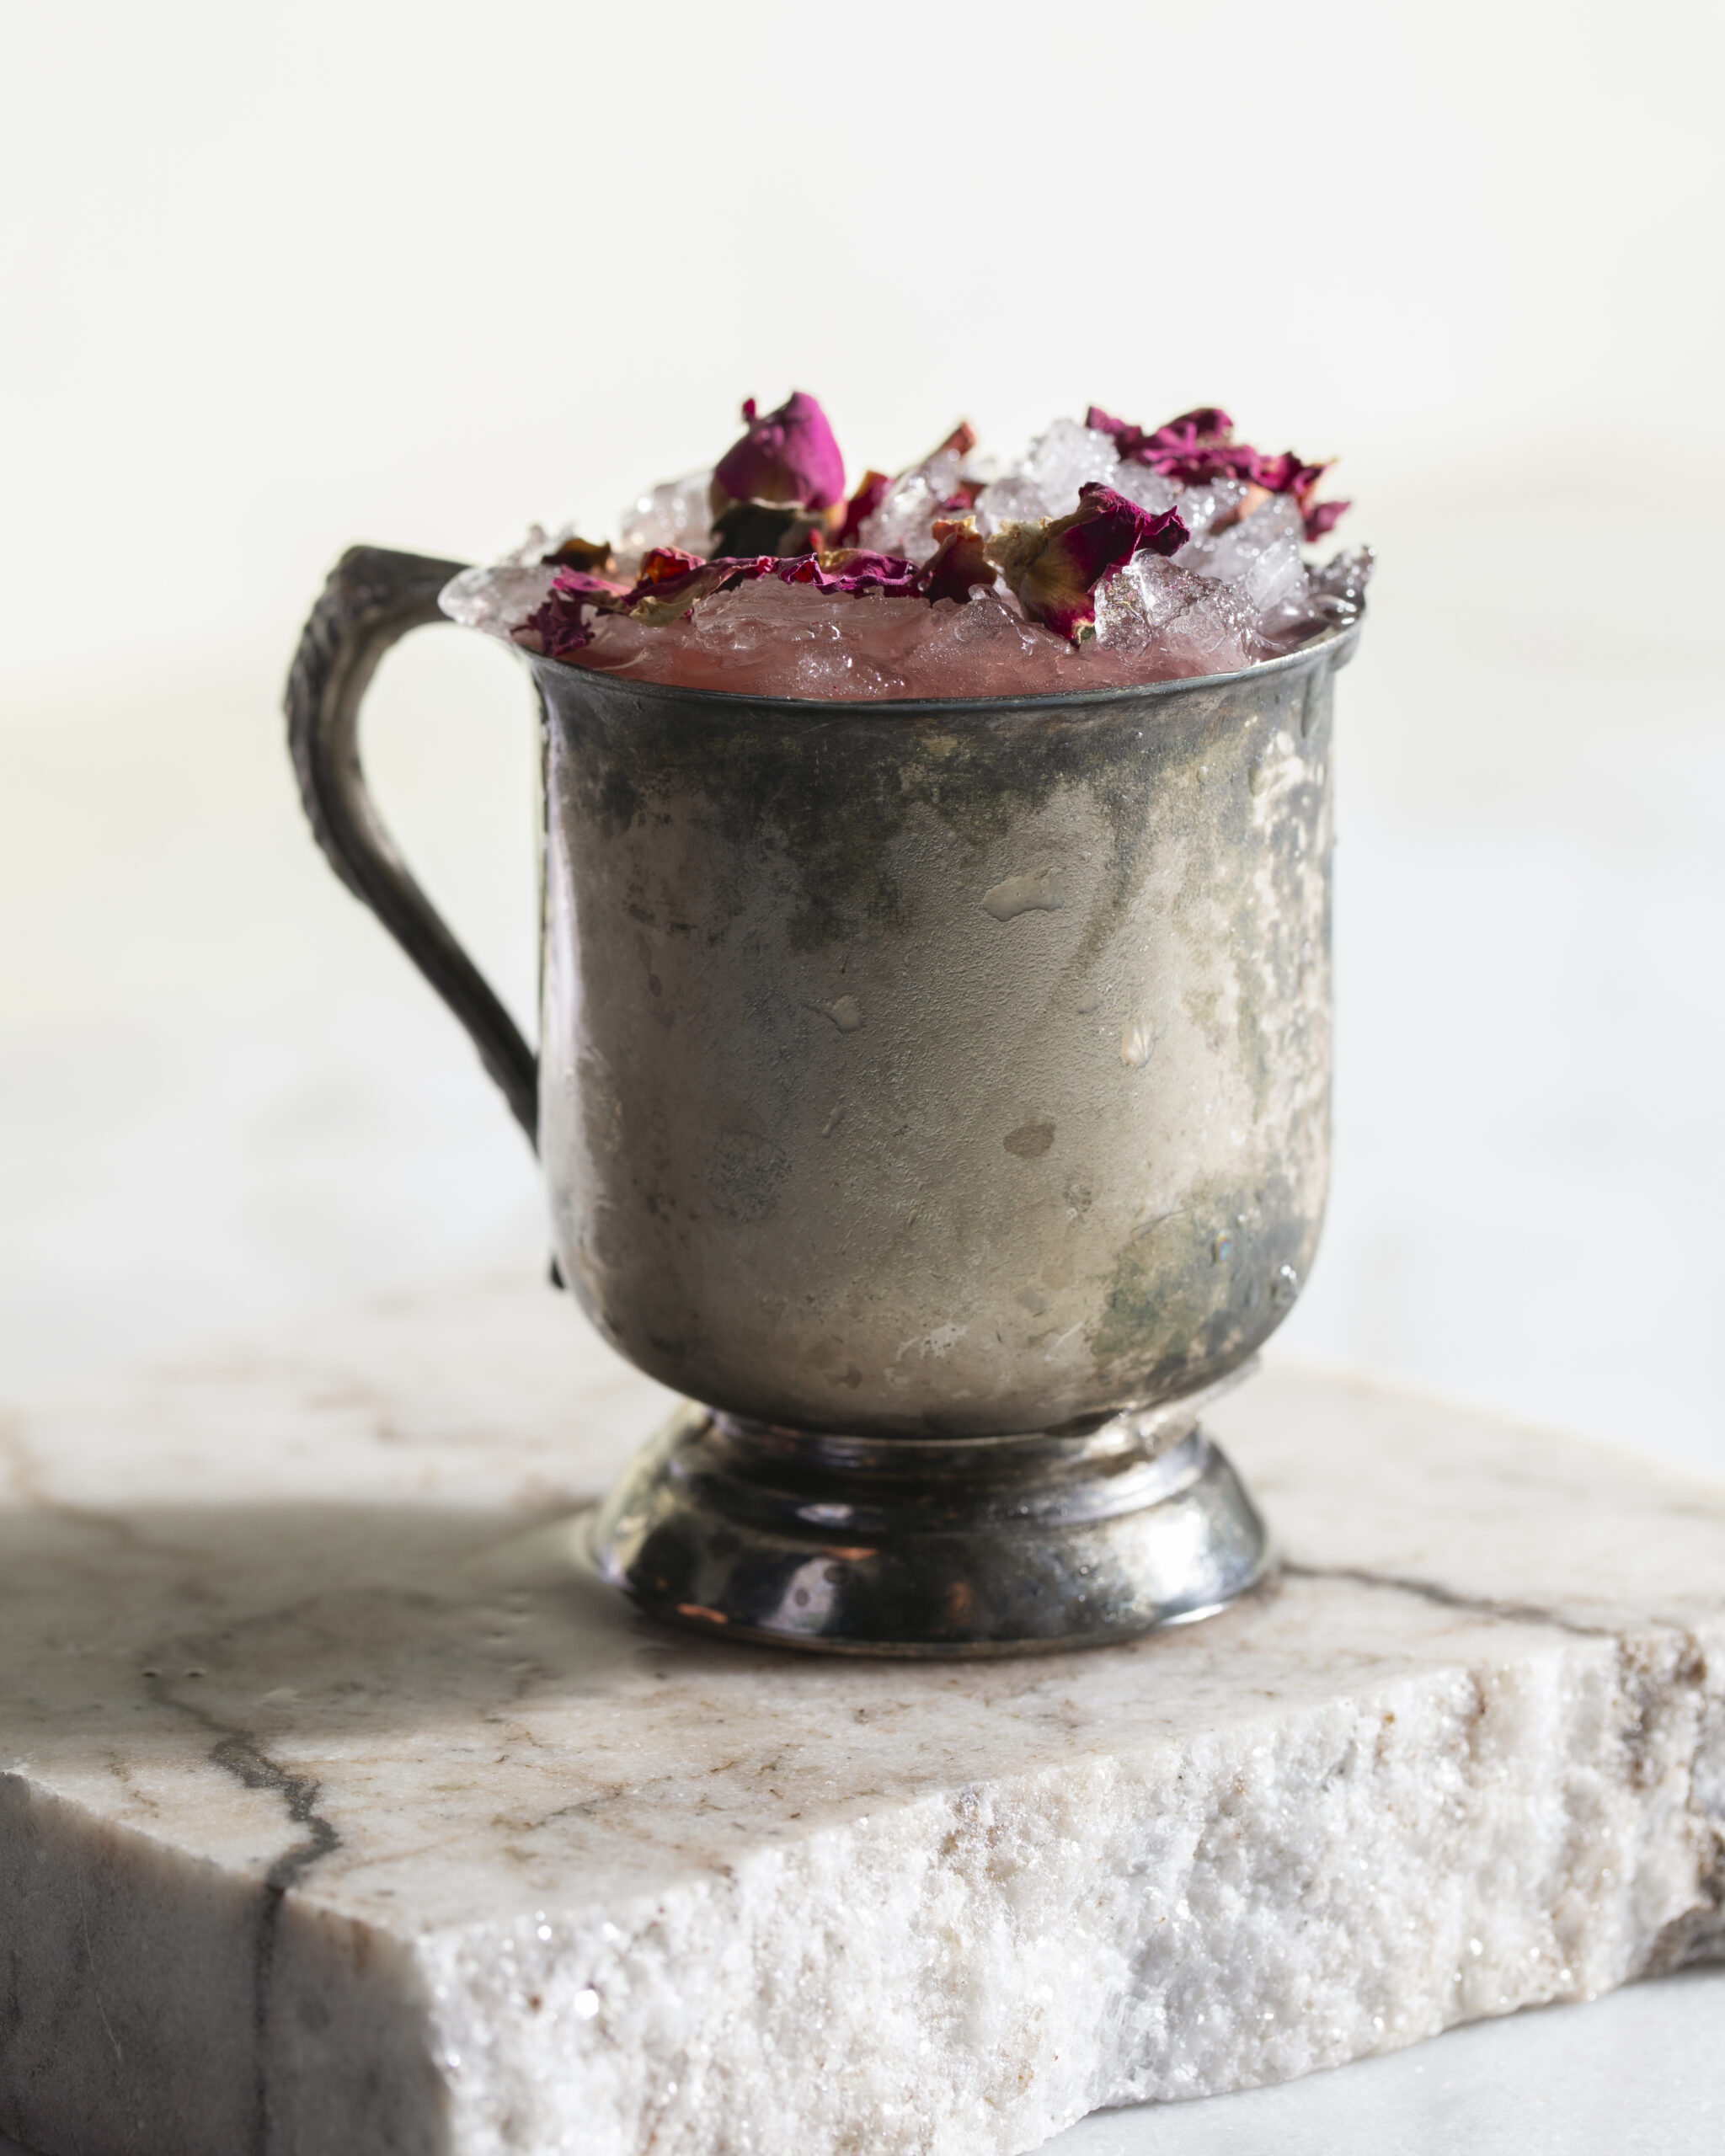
left=287, top=547, right=1357, bottom=1653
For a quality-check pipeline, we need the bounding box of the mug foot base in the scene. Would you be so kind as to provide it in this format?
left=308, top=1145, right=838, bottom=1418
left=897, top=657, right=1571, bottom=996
left=586, top=1393, right=1271, bottom=1657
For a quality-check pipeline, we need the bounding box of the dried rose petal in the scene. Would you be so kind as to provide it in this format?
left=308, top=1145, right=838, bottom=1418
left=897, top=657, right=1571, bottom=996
left=1088, top=403, right=1242, bottom=477
left=774, top=548, right=922, bottom=598
left=1247, top=451, right=1326, bottom=499
left=523, top=549, right=775, bottom=643
left=1091, top=403, right=1349, bottom=535
left=1301, top=499, right=1351, bottom=542
left=710, top=390, right=846, bottom=517
left=985, top=483, right=1187, bottom=643
left=601, top=550, right=716, bottom=622
left=519, top=537, right=927, bottom=657
left=516, top=591, right=595, bottom=659
left=922, top=424, right=980, bottom=513
left=547, top=568, right=630, bottom=602
left=849, top=422, right=982, bottom=562
left=615, top=551, right=776, bottom=624
left=1085, top=403, right=1134, bottom=445
left=1244, top=450, right=1348, bottom=537
left=835, top=469, right=892, bottom=547
left=544, top=534, right=617, bottom=574
left=628, top=547, right=708, bottom=587
left=1089, top=403, right=1258, bottom=485
left=517, top=562, right=637, bottom=655
left=918, top=518, right=996, bottom=606
left=1158, top=405, right=1233, bottom=444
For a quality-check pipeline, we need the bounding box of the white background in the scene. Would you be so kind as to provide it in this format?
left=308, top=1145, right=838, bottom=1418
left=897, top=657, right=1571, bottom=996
left=3, top=3, right=1723, bottom=2148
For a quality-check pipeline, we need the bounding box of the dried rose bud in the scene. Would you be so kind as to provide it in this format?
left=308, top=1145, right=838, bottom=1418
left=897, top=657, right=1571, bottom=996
left=985, top=484, right=1187, bottom=643
left=918, top=518, right=996, bottom=606
left=710, top=391, right=846, bottom=520
left=835, top=469, right=892, bottom=547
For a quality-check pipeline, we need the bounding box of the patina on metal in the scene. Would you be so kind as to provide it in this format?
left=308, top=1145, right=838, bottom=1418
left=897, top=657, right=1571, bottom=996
left=586, top=1367, right=1268, bottom=1655
left=287, top=545, right=1359, bottom=1655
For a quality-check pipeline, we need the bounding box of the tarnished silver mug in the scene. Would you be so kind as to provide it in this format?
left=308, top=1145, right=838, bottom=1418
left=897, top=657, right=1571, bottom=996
left=288, top=547, right=1358, bottom=1653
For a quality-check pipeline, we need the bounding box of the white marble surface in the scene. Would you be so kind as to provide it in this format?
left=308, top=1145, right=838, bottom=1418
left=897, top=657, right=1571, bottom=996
left=1052, top=1965, right=1725, bottom=2154
left=5, top=1956, right=1722, bottom=2156
left=1, top=1273, right=1721, bottom=2156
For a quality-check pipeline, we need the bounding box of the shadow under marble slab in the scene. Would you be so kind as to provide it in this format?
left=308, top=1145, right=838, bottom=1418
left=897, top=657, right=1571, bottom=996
left=0, top=1272, right=1721, bottom=2156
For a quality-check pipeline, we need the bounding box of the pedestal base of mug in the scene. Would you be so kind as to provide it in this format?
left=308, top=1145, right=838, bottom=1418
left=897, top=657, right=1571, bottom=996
left=585, top=1378, right=1271, bottom=1657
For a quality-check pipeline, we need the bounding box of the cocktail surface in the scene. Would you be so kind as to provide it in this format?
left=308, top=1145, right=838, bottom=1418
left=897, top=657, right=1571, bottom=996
left=442, top=393, right=1371, bottom=700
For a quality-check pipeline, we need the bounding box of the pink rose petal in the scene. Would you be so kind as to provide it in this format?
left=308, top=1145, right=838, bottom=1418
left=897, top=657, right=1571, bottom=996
left=917, top=518, right=996, bottom=606
left=835, top=469, right=892, bottom=547
left=774, top=549, right=922, bottom=599
left=985, top=483, right=1188, bottom=643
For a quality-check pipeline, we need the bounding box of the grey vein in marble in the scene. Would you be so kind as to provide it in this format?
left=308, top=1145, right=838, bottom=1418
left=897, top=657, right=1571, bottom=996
left=0, top=1273, right=1721, bottom=2156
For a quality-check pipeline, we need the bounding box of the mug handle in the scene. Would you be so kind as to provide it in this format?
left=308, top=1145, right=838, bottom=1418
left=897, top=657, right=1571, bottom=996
left=285, top=545, right=539, bottom=1149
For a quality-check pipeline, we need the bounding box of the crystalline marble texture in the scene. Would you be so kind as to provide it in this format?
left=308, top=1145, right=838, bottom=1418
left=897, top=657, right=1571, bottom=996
left=0, top=1274, right=1721, bottom=2156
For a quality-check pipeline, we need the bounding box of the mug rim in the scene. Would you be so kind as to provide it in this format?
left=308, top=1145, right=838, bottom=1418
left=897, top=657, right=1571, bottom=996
left=520, top=616, right=1360, bottom=719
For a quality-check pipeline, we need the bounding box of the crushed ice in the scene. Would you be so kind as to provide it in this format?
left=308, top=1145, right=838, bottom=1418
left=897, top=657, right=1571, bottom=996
left=441, top=396, right=1371, bottom=700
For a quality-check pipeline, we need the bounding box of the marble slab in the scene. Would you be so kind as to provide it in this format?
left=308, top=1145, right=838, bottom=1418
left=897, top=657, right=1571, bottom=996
left=1, top=1274, right=1721, bottom=2156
